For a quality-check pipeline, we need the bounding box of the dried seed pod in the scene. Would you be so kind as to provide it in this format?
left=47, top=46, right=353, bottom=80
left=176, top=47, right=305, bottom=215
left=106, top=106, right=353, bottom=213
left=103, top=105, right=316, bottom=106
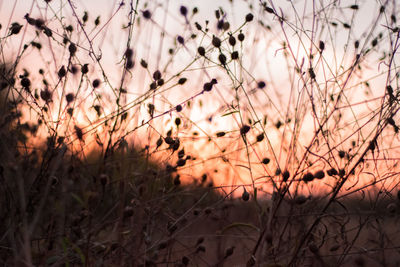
left=264, top=6, right=274, bottom=13
left=217, top=20, right=224, bottom=30
left=258, top=81, right=266, bottom=88
left=65, top=93, right=74, bottom=103
left=92, top=79, right=100, bottom=88
left=218, top=53, right=227, bottom=65
left=165, top=136, right=174, bottom=145
left=153, top=70, right=161, bottom=80
left=180, top=5, right=188, bottom=16
left=178, top=149, right=185, bottom=158
left=327, top=168, right=338, bottom=176
left=212, top=36, right=221, bottom=48
left=81, top=64, right=89, bottom=74
left=43, top=27, right=52, bottom=37
left=68, top=43, right=77, bottom=56
left=231, top=51, right=239, bottom=60
left=178, top=77, right=187, bottom=84
left=229, top=35, right=236, bottom=46
left=319, top=40, right=325, bottom=52
left=74, top=125, right=83, bottom=140
left=282, top=170, right=290, bottom=182
left=140, top=59, right=148, bottom=68
left=261, top=158, right=270, bottom=164
left=10, top=22, right=23, bottom=35
left=216, top=131, right=226, bottom=137
left=203, top=82, right=212, bottom=92
left=240, top=125, right=251, bottom=135
left=142, top=10, right=151, bottom=19
left=149, top=81, right=157, bottom=90
left=238, top=32, right=245, bottom=42
left=245, top=13, right=254, bottom=22
left=198, top=46, right=206, bottom=56
left=195, top=22, right=202, bottom=31
left=176, top=104, right=183, bottom=112
left=156, top=137, right=163, bottom=147
left=256, top=133, right=264, bottom=142
left=314, top=170, right=325, bottom=179
left=58, top=65, right=66, bottom=78
left=40, top=89, right=52, bottom=102
left=242, top=187, right=250, bottom=201
left=65, top=25, right=73, bottom=32
left=223, top=21, right=230, bottom=31
left=125, top=59, right=134, bottom=69
left=21, top=77, right=31, bottom=88
left=309, top=68, right=316, bottom=79
left=157, top=79, right=164, bottom=86
left=177, top=35, right=184, bottom=44
left=303, top=172, right=314, bottom=182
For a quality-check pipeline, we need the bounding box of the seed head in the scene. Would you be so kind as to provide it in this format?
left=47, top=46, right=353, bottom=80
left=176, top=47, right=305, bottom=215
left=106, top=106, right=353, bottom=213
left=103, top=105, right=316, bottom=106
left=240, top=125, right=251, bottom=135
left=65, top=93, right=74, bottom=103
left=81, top=64, right=89, bottom=74
left=212, top=36, right=221, bottom=48
left=58, top=65, right=66, bottom=78
left=327, top=168, right=338, bottom=176
left=153, top=70, right=161, bottom=80
left=21, top=77, right=31, bottom=88
left=216, top=131, right=226, bottom=137
left=218, top=53, right=227, bottom=65
left=242, top=187, right=250, bottom=201
left=177, top=35, right=184, bottom=44
left=156, top=137, right=163, bottom=147
left=198, top=46, right=206, bottom=56
left=258, top=81, right=266, bottom=88
left=92, top=79, right=100, bottom=88
left=229, top=35, right=236, bottom=46
left=178, top=77, right=187, bottom=85
left=231, top=51, right=239, bottom=60
left=180, top=5, right=188, bottom=16
left=43, top=27, right=52, bottom=37
left=319, top=41, right=325, bottom=52
left=303, top=172, right=314, bottom=182
left=282, top=170, right=290, bottom=182
left=142, top=10, right=151, bottom=19
left=261, top=158, right=270, bottom=164
left=314, top=170, right=325, bottom=179
left=175, top=117, right=181, bottom=127
left=10, top=22, right=23, bottom=35
left=245, top=13, right=254, bottom=22
left=176, top=104, right=183, bottom=112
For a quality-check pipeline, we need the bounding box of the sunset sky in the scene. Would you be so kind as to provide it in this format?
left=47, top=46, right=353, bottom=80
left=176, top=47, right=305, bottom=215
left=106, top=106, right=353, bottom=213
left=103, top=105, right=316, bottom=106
left=0, top=0, right=398, bottom=197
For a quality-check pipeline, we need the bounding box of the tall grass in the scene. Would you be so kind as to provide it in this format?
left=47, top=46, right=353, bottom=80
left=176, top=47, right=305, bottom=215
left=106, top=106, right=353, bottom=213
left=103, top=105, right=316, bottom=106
left=0, top=0, right=400, bottom=266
